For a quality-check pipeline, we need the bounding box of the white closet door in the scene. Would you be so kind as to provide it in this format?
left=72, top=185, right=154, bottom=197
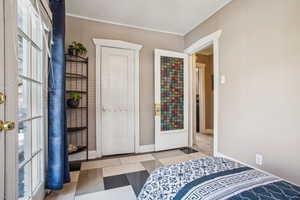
left=101, top=47, right=135, bottom=155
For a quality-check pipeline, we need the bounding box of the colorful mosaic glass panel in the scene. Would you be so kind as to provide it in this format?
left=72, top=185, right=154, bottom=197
left=160, top=56, right=184, bottom=131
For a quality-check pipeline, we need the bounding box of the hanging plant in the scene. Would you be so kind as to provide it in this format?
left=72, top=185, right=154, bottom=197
left=68, top=41, right=87, bottom=56
left=67, top=92, right=82, bottom=108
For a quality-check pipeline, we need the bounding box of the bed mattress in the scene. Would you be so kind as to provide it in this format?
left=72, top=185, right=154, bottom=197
left=138, top=156, right=300, bottom=200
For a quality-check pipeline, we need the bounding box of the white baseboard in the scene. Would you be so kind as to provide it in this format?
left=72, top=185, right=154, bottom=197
left=138, top=144, right=155, bottom=153
left=216, top=152, right=300, bottom=187
left=69, top=150, right=100, bottom=161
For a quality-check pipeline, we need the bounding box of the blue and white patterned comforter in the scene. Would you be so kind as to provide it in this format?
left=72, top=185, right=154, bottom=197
left=138, top=157, right=300, bottom=200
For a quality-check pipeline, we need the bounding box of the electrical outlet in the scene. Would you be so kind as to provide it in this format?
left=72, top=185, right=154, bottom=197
left=256, top=154, right=263, bottom=165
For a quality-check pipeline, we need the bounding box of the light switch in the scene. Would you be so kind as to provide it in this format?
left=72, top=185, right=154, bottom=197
left=256, top=154, right=263, bottom=166
left=220, top=75, right=226, bottom=84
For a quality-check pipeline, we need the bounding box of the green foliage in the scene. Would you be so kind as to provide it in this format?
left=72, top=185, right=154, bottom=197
left=68, top=41, right=87, bottom=55
left=69, top=92, right=81, bottom=100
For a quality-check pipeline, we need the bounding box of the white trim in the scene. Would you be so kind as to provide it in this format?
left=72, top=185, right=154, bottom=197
left=216, top=152, right=300, bottom=187
left=197, top=64, right=206, bottom=134
left=93, top=39, right=143, bottom=51
left=184, top=30, right=222, bottom=54
left=139, top=144, right=155, bottom=153
left=94, top=39, right=142, bottom=157
left=185, top=30, right=222, bottom=156
left=67, top=13, right=184, bottom=36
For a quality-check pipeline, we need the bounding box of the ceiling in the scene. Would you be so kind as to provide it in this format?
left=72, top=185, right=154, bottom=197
left=66, top=0, right=232, bottom=36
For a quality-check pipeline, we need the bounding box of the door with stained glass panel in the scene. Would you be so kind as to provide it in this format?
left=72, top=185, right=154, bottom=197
left=154, top=49, right=189, bottom=151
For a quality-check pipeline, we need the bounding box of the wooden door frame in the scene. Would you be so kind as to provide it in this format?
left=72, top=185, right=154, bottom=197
left=93, top=39, right=143, bottom=157
left=185, top=30, right=222, bottom=156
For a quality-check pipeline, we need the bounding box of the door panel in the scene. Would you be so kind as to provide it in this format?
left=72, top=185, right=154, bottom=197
left=101, top=47, right=135, bottom=156
left=155, top=49, right=189, bottom=151
left=4, top=0, right=18, bottom=199
left=0, top=0, right=5, bottom=199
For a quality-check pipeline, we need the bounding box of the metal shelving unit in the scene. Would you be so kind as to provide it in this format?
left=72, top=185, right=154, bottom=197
left=65, top=54, right=89, bottom=161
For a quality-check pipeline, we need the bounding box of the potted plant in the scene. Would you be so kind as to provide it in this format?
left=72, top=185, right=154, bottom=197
left=67, top=92, right=81, bottom=108
left=67, top=41, right=87, bottom=56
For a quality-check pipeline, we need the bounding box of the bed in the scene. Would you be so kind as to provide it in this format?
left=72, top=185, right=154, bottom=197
left=138, top=157, right=300, bottom=200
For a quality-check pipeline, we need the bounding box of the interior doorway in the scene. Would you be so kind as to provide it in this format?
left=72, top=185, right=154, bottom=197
left=192, top=45, right=214, bottom=156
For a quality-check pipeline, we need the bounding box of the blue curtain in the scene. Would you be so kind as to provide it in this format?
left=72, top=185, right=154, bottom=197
left=47, top=0, right=70, bottom=190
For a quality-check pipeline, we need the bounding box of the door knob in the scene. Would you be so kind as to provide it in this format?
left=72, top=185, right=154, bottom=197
left=155, top=104, right=161, bottom=116
left=0, top=120, right=15, bottom=132
left=0, top=92, right=5, bottom=104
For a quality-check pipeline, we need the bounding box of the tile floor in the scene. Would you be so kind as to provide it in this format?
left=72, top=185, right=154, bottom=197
left=193, top=132, right=213, bottom=156
left=45, top=147, right=207, bottom=200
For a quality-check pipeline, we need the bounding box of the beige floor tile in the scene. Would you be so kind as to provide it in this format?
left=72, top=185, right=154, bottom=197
left=194, top=132, right=214, bottom=156
left=81, top=158, right=121, bottom=170
left=159, top=154, right=194, bottom=166
left=45, top=182, right=77, bottom=200
left=76, top=168, right=104, bottom=196
left=158, top=152, right=207, bottom=166
left=103, top=163, right=145, bottom=177
left=188, top=152, right=208, bottom=159
left=70, top=171, right=80, bottom=183
left=141, top=160, right=163, bottom=173
left=120, top=154, right=155, bottom=164
left=152, top=150, right=185, bottom=159
left=75, top=186, right=136, bottom=200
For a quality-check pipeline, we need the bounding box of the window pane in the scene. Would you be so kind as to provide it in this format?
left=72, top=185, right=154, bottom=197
left=18, top=162, right=31, bottom=200
left=32, top=82, right=42, bottom=117
left=18, top=36, right=30, bottom=77
left=17, top=0, right=29, bottom=36
left=32, top=118, right=42, bottom=154
left=32, top=154, right=42, bottom=193
left=18, top=78, right=31, bottom=121
left=31, top=13, right=43, bottom=48
left=18, top=121, right=31, bottom=164
left=31, top=47, right=43, bottom=82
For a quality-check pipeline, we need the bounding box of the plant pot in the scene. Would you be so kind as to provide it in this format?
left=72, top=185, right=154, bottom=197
left=67, top=99, right=80, bottom=108
left=68, top=48, right=76, bottom=56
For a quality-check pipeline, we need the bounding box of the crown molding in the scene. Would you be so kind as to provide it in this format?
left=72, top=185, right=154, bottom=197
left=93, top=39, right=143, bottom=51
left=66, top=13, right=185, bottom=36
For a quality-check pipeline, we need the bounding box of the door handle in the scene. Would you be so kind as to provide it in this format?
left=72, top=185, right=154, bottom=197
left=0, top=120, right=15, bottom=132
left=155, top=104, right=161, bottom=116
left=0, top=92, right=5, bottom=104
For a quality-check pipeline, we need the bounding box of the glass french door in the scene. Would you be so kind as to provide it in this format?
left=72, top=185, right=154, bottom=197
left=17, top=0, right=46, bottom=199
left=0, top=0, right=46, bottom=199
